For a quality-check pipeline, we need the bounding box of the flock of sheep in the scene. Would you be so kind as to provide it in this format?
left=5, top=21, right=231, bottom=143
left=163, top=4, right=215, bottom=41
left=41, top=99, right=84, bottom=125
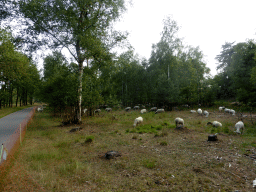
left=131, top=106, right=244, bottom=134
left=82, top=105, right=245, bottom=134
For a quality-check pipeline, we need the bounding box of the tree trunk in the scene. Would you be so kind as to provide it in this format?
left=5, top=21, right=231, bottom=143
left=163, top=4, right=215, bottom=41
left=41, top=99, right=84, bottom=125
left=16, top=87, right=18, bottom=107
left=77, top=62, right=83, bottom=124
left=25, top=90, right=27, bottom=105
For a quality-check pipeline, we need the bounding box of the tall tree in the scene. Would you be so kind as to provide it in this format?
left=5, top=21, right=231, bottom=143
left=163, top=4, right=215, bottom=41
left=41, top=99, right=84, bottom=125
left=4, top=0, right=127, bottom=123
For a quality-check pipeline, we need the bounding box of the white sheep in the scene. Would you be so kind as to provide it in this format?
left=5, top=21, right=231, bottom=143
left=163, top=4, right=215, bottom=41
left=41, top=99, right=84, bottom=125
left=190, top=110, right=196, bottom=113
left=224, top=108, right=230, bottom=113
left=140, top=109, right=147, bottom=114
left=229, top=109, right=235, bottom=116
left=134, top=106, right=140, bottom=110
left=197, top=108, right=202, bottom=115
left=207, top=121, right=222, bottom=127
left=133, top=116, right=143, bottom=127
left=219, top=106, right=225, bottom=112
left=125, top=107, right=131, bottom=112
left=105, top=108, right=112, bottom=112
left=150, top=107, right=157, bottom=112
left=37, top=107, right=43, bottom=112
left=175, top=117, right=184, bottom=126
left=234, top=121, right=244, bottom=134
left=94, top=109, right=101, bottom=114
left=203, top=110, right=209, bottom=117
left=155, top=109, right=165, bottom=114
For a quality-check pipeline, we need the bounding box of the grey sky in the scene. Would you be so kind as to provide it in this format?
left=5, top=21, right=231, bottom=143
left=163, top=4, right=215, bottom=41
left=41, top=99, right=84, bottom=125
left=114, top=0, right=256, bottom=76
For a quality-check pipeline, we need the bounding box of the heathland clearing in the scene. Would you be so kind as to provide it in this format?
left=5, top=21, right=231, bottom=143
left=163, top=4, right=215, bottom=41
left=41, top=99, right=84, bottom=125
left=2, top=108, right=256, bottom=191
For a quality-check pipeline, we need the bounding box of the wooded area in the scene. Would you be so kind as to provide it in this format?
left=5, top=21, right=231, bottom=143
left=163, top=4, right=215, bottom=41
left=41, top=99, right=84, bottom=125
left=1, top=0, right=256, bottom=123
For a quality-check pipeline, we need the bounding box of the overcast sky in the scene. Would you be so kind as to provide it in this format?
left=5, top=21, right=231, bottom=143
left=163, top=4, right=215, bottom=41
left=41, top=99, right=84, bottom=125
left=113, top=0, right=256, bottom=76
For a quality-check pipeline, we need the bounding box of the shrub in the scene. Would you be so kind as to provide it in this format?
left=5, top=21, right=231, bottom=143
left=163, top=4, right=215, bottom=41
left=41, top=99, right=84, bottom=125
left=160, top=141, right=168, bottom=146
left=85, top=136, right=94, bottom=143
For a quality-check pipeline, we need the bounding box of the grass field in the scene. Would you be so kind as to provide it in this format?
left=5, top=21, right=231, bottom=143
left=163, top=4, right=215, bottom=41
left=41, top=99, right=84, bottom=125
left=0, top=105, right=34, bottom=119
left=1, top=107, right=256, bottom=191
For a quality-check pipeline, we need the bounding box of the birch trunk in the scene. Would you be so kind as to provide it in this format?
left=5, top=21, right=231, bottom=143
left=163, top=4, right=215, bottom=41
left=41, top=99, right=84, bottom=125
left=77, top=62, right=83, bottom=124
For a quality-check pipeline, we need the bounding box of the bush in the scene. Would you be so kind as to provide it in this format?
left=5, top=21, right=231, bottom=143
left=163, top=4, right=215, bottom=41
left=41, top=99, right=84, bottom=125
left=85, top=136, right=94, bottom=143
left=160, top=141, right=168, bottom=146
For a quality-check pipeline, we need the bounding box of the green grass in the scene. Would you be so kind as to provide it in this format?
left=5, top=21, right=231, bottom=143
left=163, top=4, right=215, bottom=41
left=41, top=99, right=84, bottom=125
left=0, top=105, right=34, bottom=119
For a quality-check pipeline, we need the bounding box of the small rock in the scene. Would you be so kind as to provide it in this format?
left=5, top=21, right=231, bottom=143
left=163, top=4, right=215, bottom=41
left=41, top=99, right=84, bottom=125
left=69, top=127, right=82, bottom=132
left=104, top=151, right=121, bottom=159
left=208, top=135, right=218, bottom=141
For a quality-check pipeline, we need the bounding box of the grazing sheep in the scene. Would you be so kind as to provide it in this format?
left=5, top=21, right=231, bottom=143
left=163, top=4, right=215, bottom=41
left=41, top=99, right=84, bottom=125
left=207, top=121, right=222, bottom=127
left=150, top=107, right=157, bottom=112
left=224, top=108, right=230, bottom=113
left=83, top=108, right=87, bottom=113
left=219, top=106, right=225, bottom=112
left=37, top=107, right=43, bottom=112
left=94, top=109, right=101, bottom=114
left=155, top=109, right=165, bottom=114
left=234, top=121, right=244, bottom=134
left=133, top=116, right=143, bottom=127
left=197, top=108, right=202, bottom=115
left=203, top=110, right=209, bottom=117
left=134, top=106, right=140, bottom=110
left=175, top=117, right=184, bottom=126
left=105, top=108, right=112, bottom=112
left=190, top=110, right=196, bottom=113
left=229, top=109, right=235, bottom=116
left=140, top=109, right=147, bottom=114
left=182, top=104, right=190, bottom=108
left=125, top=107, right=131, bottom=112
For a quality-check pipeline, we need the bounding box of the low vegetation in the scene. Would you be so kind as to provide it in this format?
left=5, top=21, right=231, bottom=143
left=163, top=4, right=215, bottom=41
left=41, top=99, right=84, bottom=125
left=2, top=108, right=256, bottom=191
left=0, top=105, right=34, bottom=119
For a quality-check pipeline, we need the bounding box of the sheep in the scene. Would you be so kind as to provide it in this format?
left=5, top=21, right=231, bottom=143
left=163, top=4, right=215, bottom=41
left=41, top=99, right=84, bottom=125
left=105, top=108, right=112, bottom=112
left=182, top=104, right=190, bottom=108
left=133, top=116, right=143, bottom=127
left=155, top=109, right=165, bottom=114
left=190, top=110, right=196, bottom=113
left=83, top=108, right=87, bottom=113
left=207, top=121, right=222, bottom=127
left=140, top=109, right=147, bottom=114
left=94, top=109, right=101, bottom=114
left=224, top=108, right=230, bottom=113
left=125, top=107, right=131, bottom=112
left=37, top=107, right=43, bottom=112
left=219, top=106, right=225, bottom=112
left=175, top=117, right=184, bottom=127
left=134, top=106, right=140, bottom=110
left=234, top=121, right=244, bottom=134
left=150, top=107, right=157, bottom=112
left=229, top=109, right=235, bottom=116
left=197, top=108, right=202, bottom=115
left=203, top=110, right=209, bottom=117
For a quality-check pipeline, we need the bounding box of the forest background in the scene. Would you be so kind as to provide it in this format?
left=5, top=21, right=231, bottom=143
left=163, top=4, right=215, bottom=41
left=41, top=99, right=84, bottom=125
left=0, top=0, right=256, bottom=123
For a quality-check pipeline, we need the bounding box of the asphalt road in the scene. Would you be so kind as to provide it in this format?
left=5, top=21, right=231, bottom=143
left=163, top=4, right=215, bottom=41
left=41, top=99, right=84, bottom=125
left=0, top=107, right=35, bottom=152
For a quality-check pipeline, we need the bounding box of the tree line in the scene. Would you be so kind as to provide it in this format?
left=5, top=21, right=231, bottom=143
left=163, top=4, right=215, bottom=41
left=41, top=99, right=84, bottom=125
left=1, top=0, right=256, bottom=124
left=0, top=28, right=40, bottom=109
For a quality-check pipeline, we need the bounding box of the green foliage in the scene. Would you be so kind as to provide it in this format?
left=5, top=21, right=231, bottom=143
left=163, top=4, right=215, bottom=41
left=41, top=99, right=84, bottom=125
left=0, top=27, right=40, bottom=108
left=40, top=52, right=79, bottom=111
left=215, top=40, right=256, bottom=103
